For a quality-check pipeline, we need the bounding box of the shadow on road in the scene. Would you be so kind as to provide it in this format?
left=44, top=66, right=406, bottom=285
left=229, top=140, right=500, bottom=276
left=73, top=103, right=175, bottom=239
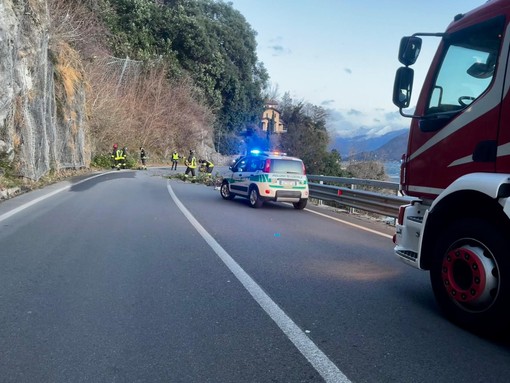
left=69, top=171, right=136, bottom=192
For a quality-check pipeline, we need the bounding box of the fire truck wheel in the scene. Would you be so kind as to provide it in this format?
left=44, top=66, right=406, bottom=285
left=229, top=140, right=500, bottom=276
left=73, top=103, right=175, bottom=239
left=220, top=181, right=235, bottom=200
left=430, top=218, right=510, bottom=335
left=249, top=186, right=263, bottom=208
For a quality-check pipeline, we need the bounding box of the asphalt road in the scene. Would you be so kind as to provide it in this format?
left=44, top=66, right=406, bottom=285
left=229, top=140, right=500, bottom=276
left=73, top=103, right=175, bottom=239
left=0, top=168, right=509, bottom=382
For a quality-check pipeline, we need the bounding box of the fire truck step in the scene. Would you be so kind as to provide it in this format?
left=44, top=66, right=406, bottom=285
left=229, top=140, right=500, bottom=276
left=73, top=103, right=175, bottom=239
left=396, top=250, right=418, bottom=262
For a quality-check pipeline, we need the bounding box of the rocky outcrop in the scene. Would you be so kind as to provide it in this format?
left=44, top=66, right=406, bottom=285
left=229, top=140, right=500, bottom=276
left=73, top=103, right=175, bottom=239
left=0, top=0, right=88, bottom=181
left=0, top=186, right=20, bottom=200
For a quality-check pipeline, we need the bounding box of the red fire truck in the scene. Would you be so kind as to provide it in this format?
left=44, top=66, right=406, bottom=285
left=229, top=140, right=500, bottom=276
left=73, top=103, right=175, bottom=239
left=393, top=0, right=510, bottom=333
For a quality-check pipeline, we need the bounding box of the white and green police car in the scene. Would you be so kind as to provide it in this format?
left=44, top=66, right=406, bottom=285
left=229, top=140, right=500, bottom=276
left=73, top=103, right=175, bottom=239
left=220, top=151, right=309, bottom=209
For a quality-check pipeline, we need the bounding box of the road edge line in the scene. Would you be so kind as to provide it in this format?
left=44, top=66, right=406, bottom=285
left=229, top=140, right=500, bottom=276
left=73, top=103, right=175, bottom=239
left=0, top=172, right=113, bottom=223
left=305, top=208, right=393, bottom=239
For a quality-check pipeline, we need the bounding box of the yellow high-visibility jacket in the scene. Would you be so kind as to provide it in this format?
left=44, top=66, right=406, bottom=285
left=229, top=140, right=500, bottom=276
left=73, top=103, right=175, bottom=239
left=115, top=149, right=124, bottom=160
left=187, top=156, right=197, bottom=168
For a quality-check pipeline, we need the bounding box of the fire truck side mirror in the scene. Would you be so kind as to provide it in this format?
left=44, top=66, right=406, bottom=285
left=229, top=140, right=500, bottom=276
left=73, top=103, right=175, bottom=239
left=398, top=36, right=422, bottom=66
left=467, top=62, right=495, bottom=79
left=393, top=67, right=414, bottom=109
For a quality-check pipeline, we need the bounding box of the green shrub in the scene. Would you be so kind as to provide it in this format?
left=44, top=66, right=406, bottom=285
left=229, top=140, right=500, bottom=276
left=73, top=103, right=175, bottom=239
left=91, top=154, right=114, bottom=169
left=91, top=153, right=137, bottom=169
left=125, top=155, right=137, bottom=169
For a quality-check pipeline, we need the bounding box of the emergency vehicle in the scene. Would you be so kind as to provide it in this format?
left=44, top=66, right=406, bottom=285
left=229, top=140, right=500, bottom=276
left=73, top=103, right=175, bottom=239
left=392, top=0, right=510, bottom=333
left=220, top=151, right=309, bottom=209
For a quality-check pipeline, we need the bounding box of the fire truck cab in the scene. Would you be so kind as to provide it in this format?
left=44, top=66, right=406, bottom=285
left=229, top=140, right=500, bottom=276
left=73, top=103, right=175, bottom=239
left=392, top=0, right=510, bottom=334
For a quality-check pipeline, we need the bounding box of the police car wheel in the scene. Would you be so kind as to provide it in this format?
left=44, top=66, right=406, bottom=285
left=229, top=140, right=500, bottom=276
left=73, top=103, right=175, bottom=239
left=220, top=181, right=235, bottom=200
left=249, top=187, right=263, bottom=208
left=293, top=199, right=307, bottom=210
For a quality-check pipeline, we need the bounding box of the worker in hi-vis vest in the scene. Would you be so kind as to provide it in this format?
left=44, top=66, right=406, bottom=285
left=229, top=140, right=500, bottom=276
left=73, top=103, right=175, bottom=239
left=113, top=144, right=126, bottom=170
left=184, top=150, right=197, bottom=177
left=171, top=151, right=179, bottom=170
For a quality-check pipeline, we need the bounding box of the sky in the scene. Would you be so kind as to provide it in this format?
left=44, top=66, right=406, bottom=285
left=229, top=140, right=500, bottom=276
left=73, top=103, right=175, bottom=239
left=228, top=0, right=486, bottom=138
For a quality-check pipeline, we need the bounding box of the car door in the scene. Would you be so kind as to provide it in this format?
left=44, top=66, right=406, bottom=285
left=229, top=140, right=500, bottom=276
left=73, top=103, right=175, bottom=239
left=230, top=156, right=250, bottom=196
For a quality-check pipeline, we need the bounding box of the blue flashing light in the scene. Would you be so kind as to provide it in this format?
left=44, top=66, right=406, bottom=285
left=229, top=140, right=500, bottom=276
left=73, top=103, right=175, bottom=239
left=248, top=149, right=287, bottom=156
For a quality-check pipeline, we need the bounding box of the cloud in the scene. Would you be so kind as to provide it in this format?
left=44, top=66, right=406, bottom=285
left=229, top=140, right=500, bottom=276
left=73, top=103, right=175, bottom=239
left=384, top=110, right=405, bottom=121
left=267, top=37, right=291, bottom=56
left=325, top=107, right=409, bottom=138
left=344, top=68, right=352, bottom=74
left=347, top=109, right=362, bottom=116
left=325, top=108, right=346, bottom=122
left=269, top=45, right=289, bottom=56
left=321, top=99, right=335, bottom=106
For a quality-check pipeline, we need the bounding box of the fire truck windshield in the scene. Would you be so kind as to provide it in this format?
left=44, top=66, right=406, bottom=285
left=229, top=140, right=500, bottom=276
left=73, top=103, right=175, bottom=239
left=425, top=16, right=504, bottom=116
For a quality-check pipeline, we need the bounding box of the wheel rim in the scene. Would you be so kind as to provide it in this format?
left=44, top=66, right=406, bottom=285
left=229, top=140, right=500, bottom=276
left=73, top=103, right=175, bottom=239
left=441, top=243, right=499, bottom=311
left=249, top=189, right=257, bottom=205
left=221, top=183, right=229, bottom=197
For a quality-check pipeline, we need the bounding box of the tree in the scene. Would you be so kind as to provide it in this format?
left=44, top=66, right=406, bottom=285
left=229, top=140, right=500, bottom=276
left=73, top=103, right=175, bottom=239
left=322, top=149, right=343, bottom=176
left=346, top=159, right=387, bottom=180
left=280, top=102, right=344, bottom=176
left=101, top=0, right=268, bottom=154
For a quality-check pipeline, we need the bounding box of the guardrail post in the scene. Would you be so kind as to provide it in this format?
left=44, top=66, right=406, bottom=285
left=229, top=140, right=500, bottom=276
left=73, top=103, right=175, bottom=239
left=350, top=184, right=355, bottom=214
left=318, top=179, right=323, bottom=206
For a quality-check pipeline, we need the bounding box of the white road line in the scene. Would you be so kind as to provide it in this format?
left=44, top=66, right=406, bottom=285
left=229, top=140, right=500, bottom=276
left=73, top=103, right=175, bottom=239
left=167, top=182, right=352, bottom=383
left=305, top=208, right=393, bottom=239
left=0, top=172, right=112, bottom=224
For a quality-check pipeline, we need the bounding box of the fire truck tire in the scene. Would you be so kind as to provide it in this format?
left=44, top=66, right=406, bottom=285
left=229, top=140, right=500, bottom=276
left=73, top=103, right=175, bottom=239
left=220, top=181, right=235, bottom=200
left=430, top=218, right=510, bottom=335
left=249, top=186, right=263, bottom=208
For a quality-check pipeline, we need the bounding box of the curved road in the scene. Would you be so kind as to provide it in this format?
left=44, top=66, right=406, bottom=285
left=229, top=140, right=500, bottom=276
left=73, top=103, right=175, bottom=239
left=0, top=168, right=509, bottom=382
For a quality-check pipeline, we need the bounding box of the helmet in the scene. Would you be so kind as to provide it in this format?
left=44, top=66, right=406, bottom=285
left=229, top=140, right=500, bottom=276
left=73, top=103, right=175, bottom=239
left=190, top=150, right=194, bottom=154
left=113, top=143, right=118, bottom=149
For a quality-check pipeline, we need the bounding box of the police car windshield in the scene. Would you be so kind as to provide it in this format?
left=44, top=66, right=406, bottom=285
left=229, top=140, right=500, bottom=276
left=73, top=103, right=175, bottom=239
left=271, top=159, right=303, bottom=174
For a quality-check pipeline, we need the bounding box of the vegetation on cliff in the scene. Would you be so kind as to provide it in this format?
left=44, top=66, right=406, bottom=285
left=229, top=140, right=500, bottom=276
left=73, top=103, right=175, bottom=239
left=0, top=0, right=352, bottom=193
left=69, top=0, right=268, bottom=156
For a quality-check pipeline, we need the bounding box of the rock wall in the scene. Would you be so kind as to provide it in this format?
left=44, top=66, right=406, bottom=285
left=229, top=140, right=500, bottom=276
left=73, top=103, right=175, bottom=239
left=0, top=0, right=88, bottom=181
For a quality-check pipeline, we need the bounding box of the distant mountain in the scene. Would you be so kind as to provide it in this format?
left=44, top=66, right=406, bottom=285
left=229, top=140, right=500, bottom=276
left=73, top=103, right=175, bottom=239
left=332, top=129, right=409, bottom=161
left=365, top=131, right=409, bottom=161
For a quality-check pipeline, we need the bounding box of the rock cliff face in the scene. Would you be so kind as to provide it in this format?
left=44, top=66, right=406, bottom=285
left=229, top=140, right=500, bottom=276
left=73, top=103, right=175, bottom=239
left=0, top=0, right=88, bottom=181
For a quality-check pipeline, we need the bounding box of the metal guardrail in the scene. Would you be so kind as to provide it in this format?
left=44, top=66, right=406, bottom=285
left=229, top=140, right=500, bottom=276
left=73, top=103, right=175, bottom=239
left=307, top=175, right=418, bottom=218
